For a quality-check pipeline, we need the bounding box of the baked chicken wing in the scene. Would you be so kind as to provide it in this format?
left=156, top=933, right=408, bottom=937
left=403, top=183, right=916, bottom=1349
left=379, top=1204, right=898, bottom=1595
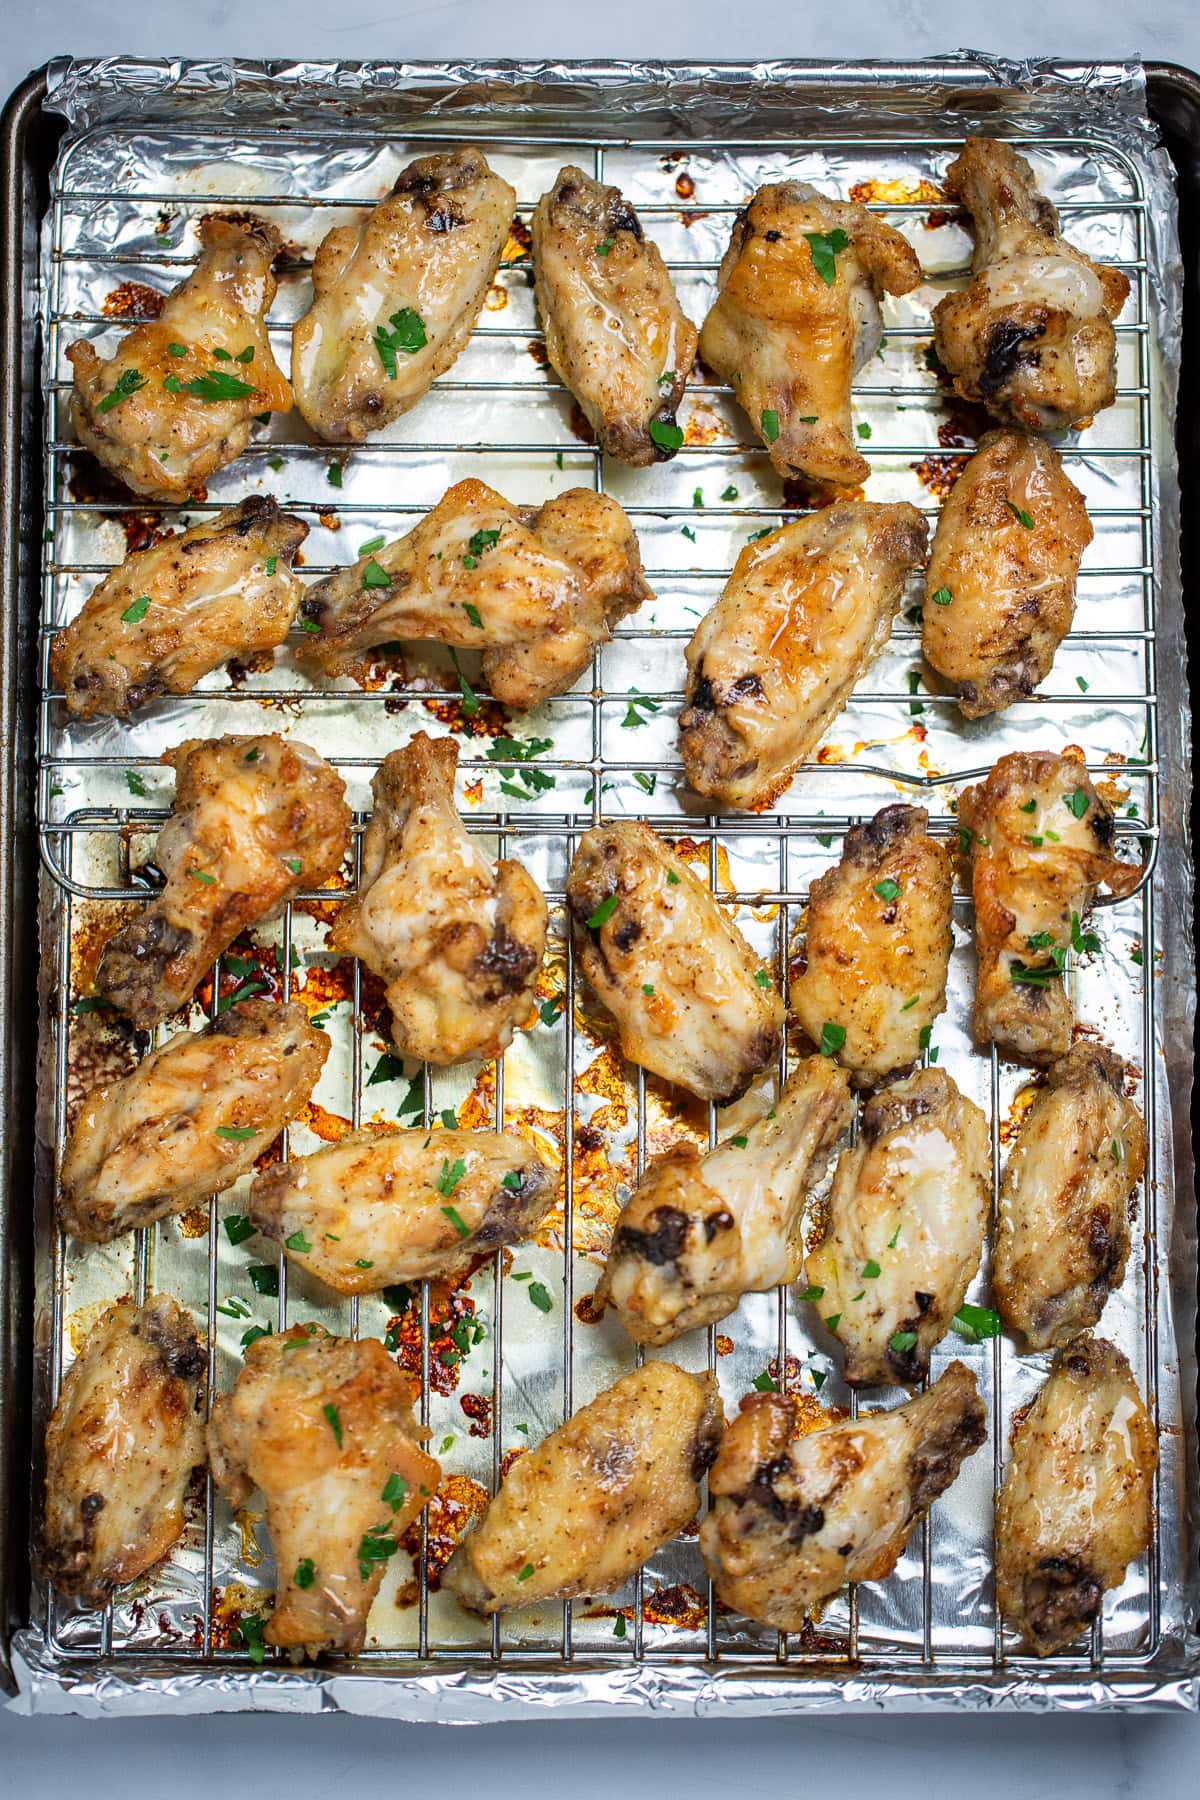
left=208, top=1326, right=440, bottom=1660
left=679, top=501, right=928, bottom=810
left=67, top=215, right=291, bottom=502
left=932, top=138, right=1130, bottom=433
left=96, top=734, right=350, bottom=1029
left=996, top=1336, right=1155, bottom=1656
left=531, top=164, right=698, bottom=465
left=292, top=146, right=515, bottom=442
left=566, top=820, right=784, bottom=1102
left=443, top=1362, right=723, bottom=1615
left=327, top=735, right=546, bottom=1066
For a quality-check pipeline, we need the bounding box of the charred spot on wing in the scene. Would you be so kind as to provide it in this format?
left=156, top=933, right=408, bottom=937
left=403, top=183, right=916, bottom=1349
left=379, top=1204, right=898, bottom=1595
left=612, top=918, right=642, bottom=953
left=612, top=1204, right=693, bottom=1267
left=1026, top=1555, right=1104, bottom=1649
left=473, top=923, right=538, bottom=995
left=609, top=200, right=643, bottom=243
left=748, top=1456, right=826, bottom=1544
left=979, top=319, right=1046, bottom=396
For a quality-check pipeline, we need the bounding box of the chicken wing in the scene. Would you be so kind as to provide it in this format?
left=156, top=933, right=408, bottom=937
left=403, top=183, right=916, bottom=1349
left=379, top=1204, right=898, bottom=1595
left=699, top=183, right=922, bottom=484
left=679, top=502, right=928, bottom=810
left=804, top=1070, right=990, bottom=1389
left=443, top=1362, right=723, bottom=1615
left=292, top=146, right=515, bottom=442
left=40, top=1296, right=205, bottom=1606
left=327, top=734, right=546, bottom=1066
left=932, top=138, right=1130, bottom=433
left=531, top=165, right=698, bottom=465
left=922, top=430, right=1091, bottom=718
left=208, top=1326, right=440, bottom=1660
left=301, top=479, right=652, bottom=708
left=96, top=734, right=351, bottom=1029
left=958, top=751, right=1139, bottom=1064
left=994, top=1044, right=1146, bottom=1350
left=700, top=1361, right=986, bottom=1629
left=790, top=805, right=953, bottom=1084
left=51, top=496, right=308, bottom=721
left=67, top=215, right=291, bottom=502
left=595, top=1056, right=851, bottom=1345
left=996, top=1336, right=1155, bottom=1656
left=566, top=820, right=784, bottom=1102
left=250, top=1126, right=555, bottom=1292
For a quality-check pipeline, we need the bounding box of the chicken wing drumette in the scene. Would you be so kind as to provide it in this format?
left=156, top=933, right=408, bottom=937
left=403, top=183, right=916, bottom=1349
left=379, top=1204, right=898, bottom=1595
left=292, top=147, right=515, bottom=442
left=67, top=215, right=291, bottom=502
left=96, top=734, right=350, bottom=1029
left=327, top=735, right=546, bottom=1066
left=208, top=1326, right=440, bottom=1660
left=700, top=1362, right=986, bottom=1630
left=932, top=138, right=1130, bottom=433
left=40, top=1296, right=206, bottom=1606
left=51, top=496, right=308, bottom=720
left=566, top=821, right=784, bottom=1102
left=531, top=165, right=698, bottom=465
left=595, top=1056, right=852, bottom=1345
left=958, top=751, right=1139, bottom=1063
left=680, top=502, right=928, bottom=810
left=994, top=1044, right=1146, bottom=1349
left=996, top=1336, right=1155, bottom=1656
left=699, top=183, right=922, bottom=484
left=790, top=805, right=953, bottom=1085
left=443, top=1362, right=723, bottom=1615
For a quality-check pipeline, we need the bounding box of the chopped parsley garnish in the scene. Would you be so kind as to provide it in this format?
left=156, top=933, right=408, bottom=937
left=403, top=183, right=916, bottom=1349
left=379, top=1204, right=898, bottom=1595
left=586, top=893, right=619, bottom=929
left=362, top=557, right=392, bottom=591
left=642, top=983, right=656, bottom=996
left=97, top=368, right=147, bottom=413
left=798, top=1285, right=824, bottom=1302
left=441, top=1204, right=470, bottom=1238
left=126, top=769, right=148, bottom=798
left=594, top=238, right=614, bottom=256
left=890, top=1330, right=918, bottom=1352
left=359, top=536, right=386, bottom=557
left=538, top=996, right=564, bottom=1026
left=752, top=1370, right=779, bottom=1392
left=240, top=1324, right=271, bottom=1352
left=1005, top=500, right=1035, bottom=529
left=731, top=1135, right=748, bottom=1149
left=501, top=1171, right=523, bottom=1191
left=323, top=1402, right=343, bottom=1448
left=721, top=484, right=739, bottom=501
left=1071, top=910, right=1102, bottom=956
left=760, top=408, right=781, bottom=443
left=1076, top=675, right=1090, bottom=693
left=648, top=419, right=683, bottom=453
left=247, top=1265, right=278, bottom=1296
left=753, top=969, right=772, bottom=988
left=692, top=487, right=704, bottom=508
left=121, top=594, right=151, bottom=624
left=437, top=1157, right=467, bottom=1199
left=953, top=1304, right=1002, bottom=1341
left=666, top=869, right=680, bottom=885
left=163, top=374, right=182, bottom=393
left=900, top=994, right=920, bottom=1011
left=526, top=1280, right=553, bottom=1314
left=1009, top=959, right=1061, bottom=987
left=213, top=347, right=232, bottom=361
left=450, top=649, right=480, bottom=716
left=367, top=1051, right=408, bottom=1087
left=824, top=1313, right=842, bottom=1332
left=237, top=1613, right=266, bottom=1665
left=517, top=1563, right=535, bottom=1582
left=888, top=1223, right=903, bottom=1249
left=373, top=307, right=427, bottom=379
left=326, top=462, right=343, bottom=489
left=294, top=1558, right=315, bottom=1589
left=463, top=602, right=483, bottom=628
left=930, top=587, right=953, bottom=607
left=633, top=771, right=657, bottom=796
left=237, top=345, right=255, bottom=364
left=1065, top=788, right=1091, bottom=818
left=614, top=1613, right=628, bottom=1639
left=862, top=1259, right=881, bottom=1279
left=264, top=555, right=278, bottom=576
left=857, top=421, right=872, bottom=440
left=183, top=370, right=257, bottom=403
left=285, top=1230, right=313, bottom=1253
left=907, top=670, right=924, bottom=715
left=1112, top=1137, right=1124, bottom=1163
left=284, top=857, right=302, bottom=876
left=805, top=227, right=849, bottom=285
left=467, top=528, right=502, bottom=559
left=191, top=868, right=216, bottom=883
left=168, top=342, right=187, bottom=358
left=874, top=878, right=901, bottom=901
left=216, top=1124, right=257, bottom=1142
left=819, top=1020, right=846, bottom=1057
left=681, top=525, right=696, bottom=543
left=357, top=1526, right=399, bottom=1580
left=224, top=1214, right=255, bottom=1246
left=382, top=1474, right=409, bottom=1513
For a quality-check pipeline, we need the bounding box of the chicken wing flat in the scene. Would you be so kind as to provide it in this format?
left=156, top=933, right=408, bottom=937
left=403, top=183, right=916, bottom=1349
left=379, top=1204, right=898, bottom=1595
left=51, top=496, right=308, bottom=721
left=67, top=215, right=291, bottom=503
left=250, top=1126, right=555, bottom=1292
left=932, top=138, right=1130, bottom=433
left=923, top=430, right=1091, bottom=718
left=208, top=1326, right=440, bottom=1660
left=595, top=1056, right=851, bottom=1346
left=292, top=147, right=515, bottom=442
left=566, top=820, right=784, bottom=1102
left=40, top=1296, right=205, bottom=1606
left=680, top=501, right=928, bottom=810
left=301, top=478, right=652, bottom=708
left=700, top=1361, right=986, bottom=1630
left=699, top=183, right=922, bottom=484
left=443, top=1362, right=723, bottom=1615
left=994, top=1044, right=1146, bottom=1350
left=58, top=1000, right=329, bottom=1245
left=96, top=734, right=350, bottom=1029
left=805, top=1070, right=990, bottom=1389
left=996, top=1336, right=1155, bottom=1656
left=531, top=165, right=698, bottom=466
left=958, top=751, right=1139, bottom=1064
left=790, top=805, right=953, bottom=1085
left=327, top=735, right=546, bottom=1066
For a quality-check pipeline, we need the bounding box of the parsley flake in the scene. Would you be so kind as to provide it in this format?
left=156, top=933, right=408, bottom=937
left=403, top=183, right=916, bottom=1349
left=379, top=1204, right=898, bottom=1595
left=323, top=1402, right=343, bottom=1448
left=121, top=594, right=151, bottom=624
left=820, top=1020, right=846, bottom=1057
left=805, top=227, right=849, bottom=285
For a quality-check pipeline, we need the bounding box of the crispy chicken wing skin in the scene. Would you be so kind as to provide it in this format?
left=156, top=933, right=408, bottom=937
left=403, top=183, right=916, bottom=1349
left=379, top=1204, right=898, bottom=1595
left=805, top=1070, right=990, bottom=1389
left=699, top=183, right=922, bottom=484
left=566, top=821, right=784, bottom=1101
left=995, top=1044, right=1146, bottom=1349
left=301, top=479, right=652, bottom=708
left=531, top=165, right=698, bottom=465
left=59, top=1000, right=329, bottom=1245
left=67, top=216, right=291, bottom=502
left=680, top=502, right=928, bottom=810
left=791, top=805, right=953, bottom=1084
left=292, top=147, right=515, bottom=443
left=40, top=1296, right=205, bottom=1606
left=51, top=496, right=308, bottom=720
left=923, top=431, right=1091, bottom=718
left=96, top=734, right=350, bottom=1029
left=996, top=1337, right=1155, bottom=1656
left=932, top=138, right=1130, bottom=433
left=443, top=1363, right=723, bottom=1614
left=595, top=1056, right=852, bottom=1346
left=250, top=1126, right=555, bottom=1291
left=327, top=735, right=546, bottom=1065
left=700, top=1362, right=986, bottom=1629
left=958, top=751, right=1139, bottom=1064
